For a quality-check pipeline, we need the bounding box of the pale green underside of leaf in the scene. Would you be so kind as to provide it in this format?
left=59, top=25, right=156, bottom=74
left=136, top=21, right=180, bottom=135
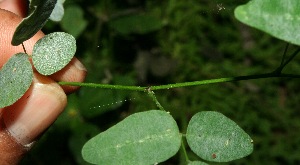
left=82, top=110, right=182, bottom=165
left=235, top=0, right=300, bottom=46
left=32, top=32, right=76, bottom=75
left=49, top=0, right=65, bottom=22
left=0, top=53, right=33, bottom=108
left=11, top=0, right=57, bottom=46
left=186, top=111, right=253, bottom=162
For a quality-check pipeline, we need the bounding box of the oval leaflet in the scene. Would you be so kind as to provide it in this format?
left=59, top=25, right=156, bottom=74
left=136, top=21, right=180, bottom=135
left=0, top=53, right=33, bottom=108
left=32, top=32, right=76, bottom=75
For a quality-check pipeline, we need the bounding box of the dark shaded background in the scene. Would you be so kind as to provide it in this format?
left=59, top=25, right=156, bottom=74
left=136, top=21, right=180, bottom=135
left=21, top=0, right=300, bottom=164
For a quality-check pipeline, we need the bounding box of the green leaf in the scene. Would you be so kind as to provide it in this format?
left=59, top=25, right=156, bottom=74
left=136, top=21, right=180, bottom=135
left=12, top=0, right=57, bottom=46
left=186, top=111, right=253, bottom=162
left=0, top=53, right=33, bottom=108
left=109, top=14, right=163, bottom=35
left=32, top=32, right=76, bottom=75
left=49, top=0, right=65, bottom=22
left=235, top=0, right=300, bottom=46
left=60, top=5, right=87, bottom=38
left=82, top=110, right=182, bottom=165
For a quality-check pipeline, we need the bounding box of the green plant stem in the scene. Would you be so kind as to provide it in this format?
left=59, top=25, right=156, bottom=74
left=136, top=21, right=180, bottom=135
left=181, top=139, right=190, bottom=163
left=58, top=83, right=146, bottom=91
left=146, top=88, right=165, bottom=111
left=281, top=48, right=300, bottom=68
left=58, top=72, right=300, bottom=91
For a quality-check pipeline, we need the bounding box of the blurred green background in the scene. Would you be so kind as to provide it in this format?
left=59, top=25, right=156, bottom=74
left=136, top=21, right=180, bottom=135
left=21, top=0, right=300, bottom=164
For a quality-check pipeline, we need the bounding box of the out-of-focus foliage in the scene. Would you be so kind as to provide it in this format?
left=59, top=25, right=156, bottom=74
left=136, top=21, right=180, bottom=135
left=21, top=0, right=300, bottom=164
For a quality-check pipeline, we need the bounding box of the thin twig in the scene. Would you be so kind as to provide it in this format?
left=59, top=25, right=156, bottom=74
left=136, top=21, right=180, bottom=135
left=146, top=87, right=165, bottom=111
left=21, top=43, right=27, bottom=54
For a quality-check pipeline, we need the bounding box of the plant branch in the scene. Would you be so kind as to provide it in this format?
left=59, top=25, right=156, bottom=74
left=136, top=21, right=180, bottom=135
left=22, top=43, right=27, bottom=54
left=274, top=47, right=300, bottom=74
left=146, top=88, right=165, bottom=111
left=58, top=72, right=300, bottom=91
left=281, top=47, right=300, bottom=69
left=181, top=139, right=190, bottom=163
left=280, top=43, right=290, bottom=67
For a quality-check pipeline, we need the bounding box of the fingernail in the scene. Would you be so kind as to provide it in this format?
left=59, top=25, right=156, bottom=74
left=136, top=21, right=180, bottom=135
left=3, top=74, right=66, bottom=145
left=73, top=58, right=87, bottom=71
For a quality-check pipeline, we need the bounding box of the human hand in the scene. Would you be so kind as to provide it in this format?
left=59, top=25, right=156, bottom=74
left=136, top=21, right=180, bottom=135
left=0, top=1, right=86, bottom=164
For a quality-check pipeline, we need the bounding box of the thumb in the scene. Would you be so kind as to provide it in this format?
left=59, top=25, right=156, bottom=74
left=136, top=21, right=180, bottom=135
left=0, top=8, right=66, bottom=165
left=0, top=74, right=67, bottom=165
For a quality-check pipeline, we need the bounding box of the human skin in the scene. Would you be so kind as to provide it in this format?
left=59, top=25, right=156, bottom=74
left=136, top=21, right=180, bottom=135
left=0, top=0, right=87, bottom=164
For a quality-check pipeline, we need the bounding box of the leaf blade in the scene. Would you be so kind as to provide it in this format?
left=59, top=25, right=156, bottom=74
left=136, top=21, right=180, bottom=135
left=186, top=111, right=253, bottom=162
left=82, top=110, right=182, bottom=165
left=235, top=0, right=300, bottom=46
left=12, top=0, right=57, bottom=45
left=32, top=32, right=76, bottom=75
left=0, top=53, right=33, bottom=108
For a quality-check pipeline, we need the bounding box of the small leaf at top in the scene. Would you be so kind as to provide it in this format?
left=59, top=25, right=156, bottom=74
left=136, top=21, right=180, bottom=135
left=235, top=0, right=300, bottom=46
left=82, top=110, right=182, bottom=165
left=32, top=32, right=76, bottom=75
left=11, top=0, right=57, bottom=46
left=0, top=53, right=33, bottom=108
left=186, top=111, right=253, bottom=162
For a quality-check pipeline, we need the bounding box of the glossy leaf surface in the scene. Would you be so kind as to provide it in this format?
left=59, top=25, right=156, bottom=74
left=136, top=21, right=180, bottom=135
left=12, top=0, right=57, bottom=45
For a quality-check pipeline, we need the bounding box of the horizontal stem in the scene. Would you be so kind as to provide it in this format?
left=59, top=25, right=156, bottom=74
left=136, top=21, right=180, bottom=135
left=58, top=82, right=146, bottom=91
left=58, top=73, right=300, bottom=91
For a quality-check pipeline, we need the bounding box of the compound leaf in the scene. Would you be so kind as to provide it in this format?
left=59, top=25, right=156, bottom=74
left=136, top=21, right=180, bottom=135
left=32, top=32, right=76, bottom=75
left=0, top=53, right=33, bottom=108
left=82, top=110, right=182, bottom=165
left=186, top=111, right=253, bottom=162
left=235, top=0, right=300, bottom=46
left=12, top=0, right=57, bottom=46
